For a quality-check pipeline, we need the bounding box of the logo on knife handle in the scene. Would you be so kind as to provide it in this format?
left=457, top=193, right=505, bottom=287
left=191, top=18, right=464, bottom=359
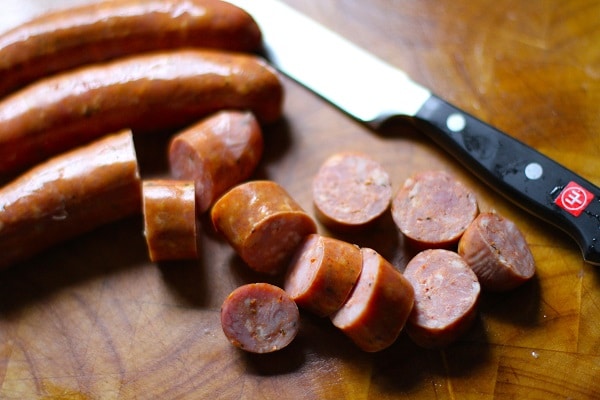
left=555, top=181, right=595, bottom=217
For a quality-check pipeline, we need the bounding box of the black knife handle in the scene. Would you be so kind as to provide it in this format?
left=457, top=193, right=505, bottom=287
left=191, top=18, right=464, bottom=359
left=413, top=94, right=600, bottom=265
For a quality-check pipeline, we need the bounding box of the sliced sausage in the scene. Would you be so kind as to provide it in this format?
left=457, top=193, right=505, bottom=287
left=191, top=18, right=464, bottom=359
left=0, top=129, right=141, bottom=270
left=0, top=49, right=283, bottom=178
left=312, top=152, right=392, bottom=230
left=458, top=212, right=535, bottom=291
left=211, top=180, right=318, bottom=275
left=169, top=110, right=263, bottom=214
left=142, top=180, right=198, bottom=262
left=330, top=248, right=415, bottom=352
left=220, top=283, right=300, bottom=353
left=0, top=0, right=262, bottom=98
left=403, top=249, right=480, bottom=348
left=391, top=170, right=478, bottom=249
left=284, top=234, right=362, bottom=317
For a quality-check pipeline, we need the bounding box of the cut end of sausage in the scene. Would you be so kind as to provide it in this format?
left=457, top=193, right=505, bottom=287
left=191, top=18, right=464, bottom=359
left=312, top=152, right=392, bottom=230
left=331, top=248, right=415, bottom=352
left=391, top=170, right=478, bottom=249
left=220, top=283, right=300, bottom=354
left=403, top=249, right=480, bottom=348
left=458, top=212, right=536, bottom=292
left=284, top=234, right=362, bottom=317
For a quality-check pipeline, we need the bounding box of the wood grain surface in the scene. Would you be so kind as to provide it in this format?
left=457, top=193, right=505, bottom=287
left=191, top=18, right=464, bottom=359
left=1, top=0, right=599, bottom=398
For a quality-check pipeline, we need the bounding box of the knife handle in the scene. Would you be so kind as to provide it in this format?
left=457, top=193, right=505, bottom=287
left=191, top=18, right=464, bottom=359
left=413, top=94, right=600, bottom=265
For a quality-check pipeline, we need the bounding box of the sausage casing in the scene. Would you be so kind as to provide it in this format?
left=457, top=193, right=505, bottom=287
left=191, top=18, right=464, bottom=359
left=0, top=49, right=283, bottom=178
left=0, top=0, right=262, bottom=98
left=0, top=129, right=141, bottom=269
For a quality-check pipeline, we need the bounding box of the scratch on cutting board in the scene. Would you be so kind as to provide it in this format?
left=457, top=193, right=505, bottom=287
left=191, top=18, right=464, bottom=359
left=440, top=349, right=456, bottom=400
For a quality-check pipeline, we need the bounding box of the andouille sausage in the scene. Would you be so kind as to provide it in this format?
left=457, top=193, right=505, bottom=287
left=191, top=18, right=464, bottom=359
left=221, top=283, right=300, bottom=353
left=211, top=180, right=318, bottom=275
left=312, top=152, right=392, bottom=230
left=169, top=110, right=263, bottom=214
left=142, top=180, right=198, bottom=262
left=403, top=249, right=481, bottom=348
left=284, top=234, right=362, bottom=317
left=0, top=49, right=283, bottom=178
left=391, top=170, right=479, bottom=249
left=458, top=212, right=535, bottom=291
left=0, top=0, right=262, bottom=98
left=0, top=129, right=141, bottom=270
left=330, top=248, right=414, bottom=352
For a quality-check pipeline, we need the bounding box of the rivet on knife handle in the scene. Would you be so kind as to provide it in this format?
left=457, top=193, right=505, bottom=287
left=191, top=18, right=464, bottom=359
left=413, top=95, right=600, bottom=265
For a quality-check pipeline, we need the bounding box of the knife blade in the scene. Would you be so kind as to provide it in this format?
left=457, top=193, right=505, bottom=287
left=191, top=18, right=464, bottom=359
left=227, top=0, right=600, bottom=266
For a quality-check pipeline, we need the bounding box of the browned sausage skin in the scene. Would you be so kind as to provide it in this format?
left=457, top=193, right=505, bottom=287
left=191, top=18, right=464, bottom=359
left=458, top=212, right=535, bottom=291
left=330, top=248, right=415, bottom=352
left=0, top=0, right=262, bottom=98
left=142, top=180, right=198, bottom=262
left=312, top=152, right=392, bottom=231
left=0, top=129, right=141, bottom=270
left=169, top=110, right=263, bottom=214
left=221, top=283, right=300, bottom=353
left=391, top=170, right=479, bottom=250
left=211, top=180, right=318, bottom=275
left=284, top=234, right=362, bottom=317
left=0, top=49, right=283, bottom=179
left=403, top=249, right=480, bottom=348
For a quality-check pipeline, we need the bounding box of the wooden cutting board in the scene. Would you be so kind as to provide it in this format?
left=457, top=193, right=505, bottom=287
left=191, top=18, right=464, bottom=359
left=1, top=0, right=599, bottom=398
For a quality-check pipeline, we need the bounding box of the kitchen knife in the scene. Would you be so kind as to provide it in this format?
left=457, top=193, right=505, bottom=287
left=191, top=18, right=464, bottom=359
left=226, top=0, right=600, bottom=266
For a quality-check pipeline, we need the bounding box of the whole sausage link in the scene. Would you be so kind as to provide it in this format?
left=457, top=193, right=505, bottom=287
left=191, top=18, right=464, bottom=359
left=0, top=129, right=141, bottom=269
left=0, top=0, right=262, bottom=98
left=0, top=49, right=283, bottom=178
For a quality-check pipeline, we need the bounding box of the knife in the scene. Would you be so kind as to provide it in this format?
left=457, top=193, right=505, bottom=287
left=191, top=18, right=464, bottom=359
left=226, top=0, right=600, bottom=266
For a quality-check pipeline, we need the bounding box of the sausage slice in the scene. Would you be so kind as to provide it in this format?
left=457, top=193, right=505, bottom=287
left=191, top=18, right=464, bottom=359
left=330, top=248, right=415, bottom=352
left=403, top=249, right=480, bottom=348
left=211, top=180, right=318, bottom=275
left=220, top=283, right=300, bottom=353
left=284, top=234, right=362, bottom=317
left=312, top=152, right=393, bottom=230
left=458, top=212, right=536, bottom=291
left=142, top=180, right=198, bottom=262
left=391, top=170, right=478, bottom=249
left=169, top=110, right=263, bottom=214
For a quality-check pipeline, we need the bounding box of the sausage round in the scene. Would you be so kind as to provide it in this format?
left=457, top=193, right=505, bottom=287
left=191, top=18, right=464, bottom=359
left=220, top=283, right=300, bottom=353
left=0, top=49, right=283, bottom=178
left=312, top=152, right=392, bottom=230
left=284, top=234, right=362, bottom=317
left=403, top=249, right=480, bottom=348
left=142, top=180, right=198, bottom=262
left=458, top=212, right=536, bottom=291
left=391, top=170, right=479, bottom=249
left=330, top=248, right=415, bottom=352
left=0, top=129, right=141, bottom=270
left=169, top=110, right=263, bottom=214
left=0, top=0, right=262, bottom=98
left=210, top=180, right=318, bottom=275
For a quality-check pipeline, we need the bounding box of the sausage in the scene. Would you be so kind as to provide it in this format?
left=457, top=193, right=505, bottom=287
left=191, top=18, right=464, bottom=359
left=220, top=283, right=300, bottom=353
left=284, top=234, right=362, bottom=317
left=403, top=249, right=480, bottom=348
left=312, top=152, right=392, bottom=230
left=330, top=248, right=415, bottom=352
left=0, top=129, right=141, bottom=270
left=391, top=170, right=479, bottom=249
left=0, top=49, right=283, bottom=179
left=210, top=180, right=318, bottom=275
left=169, top=110, right=263, bottom=214
left=142, top=180, right=198, bottom=262
left=458, top=212, right=536, bottom=291
left=0, top=0, right=262, bottom=98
